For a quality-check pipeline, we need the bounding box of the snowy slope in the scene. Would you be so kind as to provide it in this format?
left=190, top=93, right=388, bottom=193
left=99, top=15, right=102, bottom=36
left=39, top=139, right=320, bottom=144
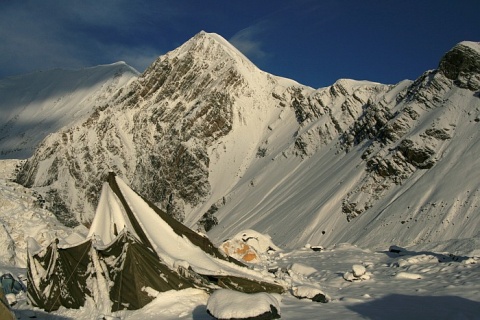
left=15, top=34, right=480, bottom=253
left=0, top=160, right=81, bottom=267
left=209, top=70, right=480, bottom=250
left=0, top=62, right=138, bottom=159
left=202, top=39, right=480, bottom=250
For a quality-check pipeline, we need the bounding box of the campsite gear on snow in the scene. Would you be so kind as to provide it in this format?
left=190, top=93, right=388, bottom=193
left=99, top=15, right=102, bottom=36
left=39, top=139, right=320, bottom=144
left=0, top=273, right=26, bottom=295
left=27, top=173, right=285, bottom=312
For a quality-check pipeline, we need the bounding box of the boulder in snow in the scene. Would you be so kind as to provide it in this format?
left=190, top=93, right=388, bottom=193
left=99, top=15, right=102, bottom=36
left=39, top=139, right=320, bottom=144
left=389, top=245, right=407, bottom=254
left=310, top=245, right=324, bottom=252
left=292, top=286, right=330, bottom=303
left=352, top=264, right=366, bottom=277
left=206, top=289, right=281, bottom=320
left=343, top=264, right=371, bottom=282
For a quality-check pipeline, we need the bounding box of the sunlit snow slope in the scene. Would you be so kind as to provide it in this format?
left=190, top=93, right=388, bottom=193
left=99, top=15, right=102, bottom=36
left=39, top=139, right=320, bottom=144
left=208, top=41, right=480, bottom=249
left=15, top=33, right=480, bottom=251
left=0, top=62, right=138, bottom=159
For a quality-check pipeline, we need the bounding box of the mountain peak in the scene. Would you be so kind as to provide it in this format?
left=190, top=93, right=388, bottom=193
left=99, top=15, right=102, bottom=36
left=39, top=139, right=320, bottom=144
left=458, top=41, right=480, bottom=53
left=164, top=31, right=258, bottom=73
left=137, top=30, right=270, bottom=103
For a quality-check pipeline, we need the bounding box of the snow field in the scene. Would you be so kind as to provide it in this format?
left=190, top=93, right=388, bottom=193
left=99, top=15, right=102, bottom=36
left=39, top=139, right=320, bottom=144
left=2, top=234, right=479, bottom=319
left=276, top=244, right=480, bottom=319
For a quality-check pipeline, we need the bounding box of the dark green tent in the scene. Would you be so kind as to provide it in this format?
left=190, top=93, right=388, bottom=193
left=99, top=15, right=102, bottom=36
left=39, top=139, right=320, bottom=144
left=27, top=173, right=284, bottom=313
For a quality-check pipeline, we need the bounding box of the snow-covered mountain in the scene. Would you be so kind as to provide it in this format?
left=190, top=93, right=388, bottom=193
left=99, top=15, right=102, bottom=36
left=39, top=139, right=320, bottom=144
left=15, top=32, right=480, bottom=251
left=0, top=62, right=138, bottom=159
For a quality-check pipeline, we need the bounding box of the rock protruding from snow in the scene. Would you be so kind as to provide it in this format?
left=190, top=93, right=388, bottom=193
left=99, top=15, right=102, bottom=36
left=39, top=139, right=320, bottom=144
left=343, top=264, right=371, bottom=282
left=206, top=289, right=281, bottom=320
left=292, top=285, right=330, bottom=303
left=438, top=41, right=480, bottom=90
left=310, top=245, right=324, bottom=252
left=389, top=245, right=407, bottom=254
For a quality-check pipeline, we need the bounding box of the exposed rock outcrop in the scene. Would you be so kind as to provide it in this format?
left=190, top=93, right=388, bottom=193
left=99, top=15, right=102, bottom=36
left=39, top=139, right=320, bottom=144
left=439, top=41, right=480, bottom=90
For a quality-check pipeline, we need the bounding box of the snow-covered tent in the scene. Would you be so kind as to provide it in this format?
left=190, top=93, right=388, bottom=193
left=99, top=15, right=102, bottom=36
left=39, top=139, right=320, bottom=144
left=27, top=173, right=285, bottom=312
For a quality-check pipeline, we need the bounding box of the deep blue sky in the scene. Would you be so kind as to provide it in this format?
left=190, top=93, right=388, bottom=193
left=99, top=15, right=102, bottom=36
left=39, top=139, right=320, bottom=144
left=1, top=0, right=479, bottom=88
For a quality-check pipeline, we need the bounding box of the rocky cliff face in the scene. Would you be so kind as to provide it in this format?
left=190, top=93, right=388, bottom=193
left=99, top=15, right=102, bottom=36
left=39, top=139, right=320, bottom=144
left=15, top=35, right=480, bottom=249
left=438, top=41, right=480, bottom=90
left=336, top=42, right=480, bottom=224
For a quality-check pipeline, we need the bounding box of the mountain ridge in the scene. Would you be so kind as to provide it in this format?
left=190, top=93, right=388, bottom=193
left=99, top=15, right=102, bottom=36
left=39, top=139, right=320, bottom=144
left=12, top=32, right=480, bottom=250
left=0, top=62, right=139, bottom=159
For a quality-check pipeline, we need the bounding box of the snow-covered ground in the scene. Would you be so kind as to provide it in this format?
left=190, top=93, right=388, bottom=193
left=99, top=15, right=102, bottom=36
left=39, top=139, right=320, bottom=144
left=5, top=241, right=480, bottom=319
left=1, top=160, right=479, bottom=319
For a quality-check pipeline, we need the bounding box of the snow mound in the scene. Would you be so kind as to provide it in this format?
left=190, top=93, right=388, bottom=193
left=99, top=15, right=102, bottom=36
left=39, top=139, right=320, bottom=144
left=392, top=254, right=439, bottom=268
left=352, top=264, right=367, bottom=277
left=122, top=288, right=209, bottom=320
left=288, top=263, right=318, bottom=277
left=206, top=289, right=281, bottom=320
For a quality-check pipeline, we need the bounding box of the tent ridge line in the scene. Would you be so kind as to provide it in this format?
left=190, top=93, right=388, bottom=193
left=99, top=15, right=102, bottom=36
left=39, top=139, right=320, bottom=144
left=106, top=172, right=156, bottom=255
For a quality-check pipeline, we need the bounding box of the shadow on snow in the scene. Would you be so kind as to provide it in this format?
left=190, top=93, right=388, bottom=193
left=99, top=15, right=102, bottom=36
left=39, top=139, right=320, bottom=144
left=347, top=294, right=480, bottom=320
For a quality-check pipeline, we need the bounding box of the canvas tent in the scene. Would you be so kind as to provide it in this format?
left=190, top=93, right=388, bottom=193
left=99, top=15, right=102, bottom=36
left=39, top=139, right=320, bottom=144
left=27, top=173, right=285, bottom=313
